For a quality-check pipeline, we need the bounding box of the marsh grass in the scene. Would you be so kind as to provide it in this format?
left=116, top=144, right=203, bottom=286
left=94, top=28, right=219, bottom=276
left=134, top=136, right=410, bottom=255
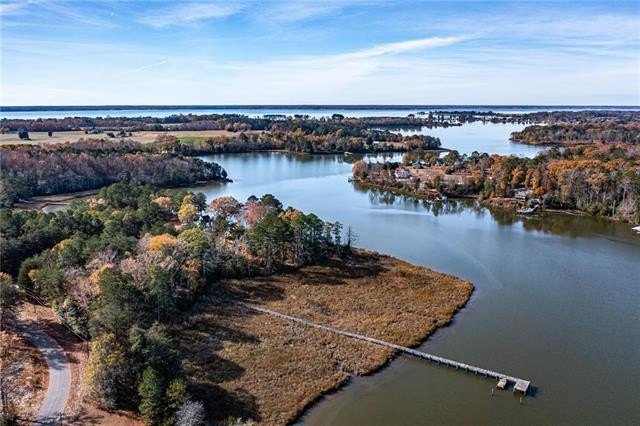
left=174, top=250, right=473, bottom=424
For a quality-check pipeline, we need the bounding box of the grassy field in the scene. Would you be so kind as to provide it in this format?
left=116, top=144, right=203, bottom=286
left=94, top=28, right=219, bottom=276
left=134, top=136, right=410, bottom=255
left=175, top=249, right=473, bottom=424
left=0, top=129, right=262, bottom=146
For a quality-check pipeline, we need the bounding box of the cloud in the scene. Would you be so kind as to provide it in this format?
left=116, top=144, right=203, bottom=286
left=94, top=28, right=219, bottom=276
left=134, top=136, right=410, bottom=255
left=139, top=2, right=243, bottom=28
left=341, top=36, right=467, bottom=59
left=118, top=60, right=168, bottom=76
left=258, top=0, right=351, bottom=23
left=0, top=0, right=39, bottom=15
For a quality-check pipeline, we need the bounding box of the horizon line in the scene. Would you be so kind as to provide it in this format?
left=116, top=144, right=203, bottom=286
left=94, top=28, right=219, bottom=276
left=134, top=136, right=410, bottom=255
left=2, top=104, right=640, bottom=112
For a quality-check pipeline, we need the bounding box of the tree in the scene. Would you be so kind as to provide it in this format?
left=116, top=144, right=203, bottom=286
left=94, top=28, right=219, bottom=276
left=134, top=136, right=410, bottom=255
left=178, top=228, right=209, bottom=257
left=146, top=266, right=176, bottom=322
left=165, top=378, right=189, bottom=414
left=175, top=400, right=206, bottom=426
left=248, top=213, right=289, bottom=272
left=207, top=196, right=242, bottom=220
left=85, top=333, right=134, bottom=409
left=17, top=128, right=29, bottom=140
left=138, top=366, right=166, bottom=425
left=0, top=273, right=17, bottom=331
left=259, top=194, right=283, bottom=211
left=90, top=268, right=146, bottom=340
left=178, top=195, right=199, bottom=224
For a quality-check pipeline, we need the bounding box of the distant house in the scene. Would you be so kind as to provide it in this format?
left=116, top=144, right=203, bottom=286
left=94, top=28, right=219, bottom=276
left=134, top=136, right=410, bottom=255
left=394, top=168, right=410, bottom=180
left=514, top=188, right=534, bottom=201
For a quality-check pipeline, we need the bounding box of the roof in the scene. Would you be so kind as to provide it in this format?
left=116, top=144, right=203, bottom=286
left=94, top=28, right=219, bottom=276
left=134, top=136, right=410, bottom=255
left=632, top=226, right=640, bottom=231
left=514, top=379, right=530, bottom=393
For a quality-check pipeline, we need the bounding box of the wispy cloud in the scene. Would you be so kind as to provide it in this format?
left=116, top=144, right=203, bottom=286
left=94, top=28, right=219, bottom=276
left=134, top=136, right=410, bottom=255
left=0, top=0, right=53, bottom=17
left=258, top=0, right=352, bottom=23
left=139, top=2, right=243, bottom=28
left=118, top=60, right=168, bottom=76
left=341, top=36, right=467, bottom=59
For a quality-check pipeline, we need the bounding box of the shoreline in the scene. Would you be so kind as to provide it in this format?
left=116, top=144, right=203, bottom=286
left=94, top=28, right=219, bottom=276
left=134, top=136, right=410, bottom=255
left=354, top=178, right=632, bottom=223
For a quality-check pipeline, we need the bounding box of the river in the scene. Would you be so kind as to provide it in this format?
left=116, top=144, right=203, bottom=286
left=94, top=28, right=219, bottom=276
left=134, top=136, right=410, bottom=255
left=185, top=150, right=640, bottom=425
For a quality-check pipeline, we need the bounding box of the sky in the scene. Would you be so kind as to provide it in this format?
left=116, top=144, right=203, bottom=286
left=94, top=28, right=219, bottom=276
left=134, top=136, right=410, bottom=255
left=1, top=0, right=639, bottom=106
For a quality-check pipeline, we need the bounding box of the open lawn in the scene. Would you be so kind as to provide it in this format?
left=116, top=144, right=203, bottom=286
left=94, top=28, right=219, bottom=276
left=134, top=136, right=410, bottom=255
left=0, top=129, right=262, bottom=146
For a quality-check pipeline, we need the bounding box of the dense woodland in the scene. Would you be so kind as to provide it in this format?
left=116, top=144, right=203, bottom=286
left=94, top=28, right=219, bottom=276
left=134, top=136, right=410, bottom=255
left=0, top=114, right=452, bottom=133
left=0, top=140, right=227, bottom=207
left=353, top=144, right=640, bottom=222
left=511, top=121, right=640, bottom=145
left=156, top=131, right=440, bottom=155
left=0, top=183, right=349, bottom=424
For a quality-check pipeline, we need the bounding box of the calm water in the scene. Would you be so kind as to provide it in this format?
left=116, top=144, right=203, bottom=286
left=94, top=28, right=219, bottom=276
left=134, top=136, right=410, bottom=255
left=2, top=106, right=637, bottom=120
left=186, top=152, right=640, bottom=426
left=389, top=121, right=542, bottom=156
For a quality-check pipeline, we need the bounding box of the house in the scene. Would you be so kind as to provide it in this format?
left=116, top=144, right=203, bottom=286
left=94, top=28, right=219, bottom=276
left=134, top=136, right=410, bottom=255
left=514, top=188, right=533, bottom=201
left=394, top=168, right=410, bottom=180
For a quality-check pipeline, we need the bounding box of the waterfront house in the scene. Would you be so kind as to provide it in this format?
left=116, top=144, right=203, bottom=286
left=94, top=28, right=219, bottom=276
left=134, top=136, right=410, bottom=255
left=514, top=188, right=534, bottom=201
left=395, top=168, right=410, bottom=180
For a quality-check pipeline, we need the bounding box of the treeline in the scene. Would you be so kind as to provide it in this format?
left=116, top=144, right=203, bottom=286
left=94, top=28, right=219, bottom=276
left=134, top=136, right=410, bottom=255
left=511, top=121, right=640, bottom=145
left=1, top=183, right=348, bottom=424
left=354, top=144, right=640, bottom=222
left=0, top=140, right=227, bottom=206
left=521, top=110, right=640, bottom=124
left=1, top=113, right=459, bottom=133
left=157, top=131, right=440, bottom=155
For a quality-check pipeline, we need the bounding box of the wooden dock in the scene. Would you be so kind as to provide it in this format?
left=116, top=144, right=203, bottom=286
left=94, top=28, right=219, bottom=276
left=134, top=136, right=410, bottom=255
left=242, top=302, right=530, bottom=395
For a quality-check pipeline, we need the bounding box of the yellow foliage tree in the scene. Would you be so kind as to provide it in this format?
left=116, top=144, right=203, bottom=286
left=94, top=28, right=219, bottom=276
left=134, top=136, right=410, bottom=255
left=177, top=195, right=198, bottom=224
left=148, top=234, right=178, bottom=251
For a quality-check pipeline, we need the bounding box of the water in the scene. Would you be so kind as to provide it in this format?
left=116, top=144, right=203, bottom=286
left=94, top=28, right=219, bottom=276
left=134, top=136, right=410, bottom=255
left=185, top=151, right=640, bottom=425
left=387, top=121, right=542, bottom=156
left=2, top=105, right=638, bottom=120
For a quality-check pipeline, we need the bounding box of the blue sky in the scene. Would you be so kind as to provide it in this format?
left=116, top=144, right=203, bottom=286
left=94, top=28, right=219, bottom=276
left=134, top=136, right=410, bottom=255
left=1, top=0, right=639, bottom=105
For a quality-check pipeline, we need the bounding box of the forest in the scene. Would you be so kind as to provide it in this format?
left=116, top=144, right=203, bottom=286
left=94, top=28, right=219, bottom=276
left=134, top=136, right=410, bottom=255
left=155, top=130, right=440, bottom=155
left=0, top=183, right=349, bottom=424
left=0, top=140, right=227, bottom=207
left=0, top=113, right=450, bottom=133
left=353, top=143, right=640, bottom=222
left=511, top=121, right=640, bottom=145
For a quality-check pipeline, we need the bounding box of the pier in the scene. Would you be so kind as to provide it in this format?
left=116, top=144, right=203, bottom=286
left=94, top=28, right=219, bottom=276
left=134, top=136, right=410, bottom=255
left=242, top=302, right=531, bottom=395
